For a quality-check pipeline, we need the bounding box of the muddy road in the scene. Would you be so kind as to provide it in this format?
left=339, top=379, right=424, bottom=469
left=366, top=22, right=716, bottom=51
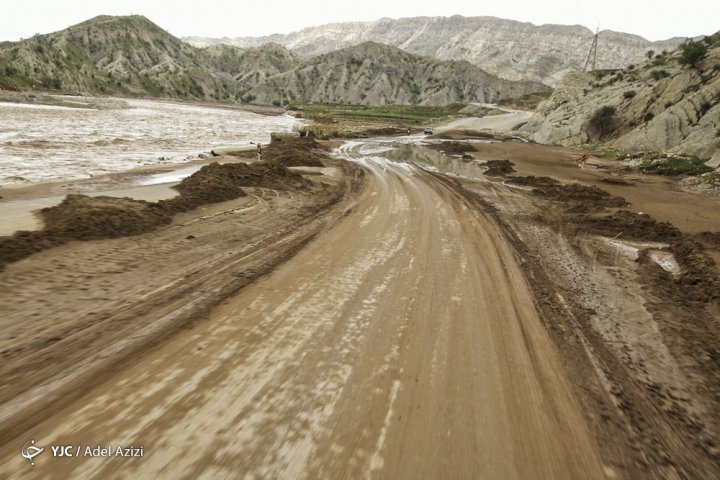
left=0, top=138, right=615, bottom=479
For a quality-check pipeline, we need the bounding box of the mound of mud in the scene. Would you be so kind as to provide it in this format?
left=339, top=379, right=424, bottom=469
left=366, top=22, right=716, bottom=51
left=0, top=159, right=317, bottom=270
left=42, top=195, right=172, bottom=239
left=506, top=176, right=559, bottom=186
left=532, top=183, right=627, bottom=209
left=263, top=137, right=327, bottom=167
left=484, top=160, right=516, bottom=176
left=428, top=141, right=478, bottom=155
left=695, top=231, right=720, bottom=249
left=434, top=130, right=498, bottom=140
left=576, top=210, right=682, bottom=242
left=666, top=238, right=720, bottom=301
left=349, top=127, right=408, bottom=138
left=166, top=163, right=249, bottom=212
left=600, top=177, right=634, bottom=186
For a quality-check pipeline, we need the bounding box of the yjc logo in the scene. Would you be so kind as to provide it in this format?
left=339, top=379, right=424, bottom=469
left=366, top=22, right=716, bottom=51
left=21, top=440, right=43, bottom=466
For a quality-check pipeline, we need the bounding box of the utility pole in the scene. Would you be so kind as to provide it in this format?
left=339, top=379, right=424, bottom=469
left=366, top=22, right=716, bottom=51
left=584, top=27, right=599, bottom=71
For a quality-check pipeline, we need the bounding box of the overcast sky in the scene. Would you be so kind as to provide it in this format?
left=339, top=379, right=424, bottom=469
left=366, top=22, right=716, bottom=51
left=2, top=0, right=716, bottom=42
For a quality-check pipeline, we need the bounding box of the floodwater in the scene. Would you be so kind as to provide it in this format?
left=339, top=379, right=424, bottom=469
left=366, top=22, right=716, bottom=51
left=0, top=97, right=299, bottom=185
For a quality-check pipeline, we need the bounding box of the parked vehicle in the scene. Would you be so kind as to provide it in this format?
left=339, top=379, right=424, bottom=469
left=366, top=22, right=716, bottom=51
left=424, top=127, right=433, bottom=134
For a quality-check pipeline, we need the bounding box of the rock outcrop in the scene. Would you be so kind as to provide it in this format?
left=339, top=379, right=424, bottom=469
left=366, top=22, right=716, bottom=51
left=523, top=36, right=720, bottom=165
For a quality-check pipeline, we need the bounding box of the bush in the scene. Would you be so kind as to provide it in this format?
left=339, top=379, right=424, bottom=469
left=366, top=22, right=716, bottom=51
left=587, top=105, right=620, bottom=138
left=646, top=50, right=655, bottom=59
left=639, top=156, right=713, bottom=176
left=700, top=101, right=711, bottom=116
left=644, top=112, right=655, bottom=122
left=623, top=90, right=637, bottom=99
left=679, top=41, right=708, bottom=68
left=651, top=70, right=670, bottom=80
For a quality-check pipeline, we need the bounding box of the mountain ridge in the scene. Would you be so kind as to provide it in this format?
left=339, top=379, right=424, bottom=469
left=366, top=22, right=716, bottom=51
left=0, top=15, right=546, bottom=106
left=184, top=15, right=686, bottom=86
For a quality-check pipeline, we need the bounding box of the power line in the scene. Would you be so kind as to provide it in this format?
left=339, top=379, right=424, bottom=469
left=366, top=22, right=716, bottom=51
left=584, top=27, right=599, bottom=71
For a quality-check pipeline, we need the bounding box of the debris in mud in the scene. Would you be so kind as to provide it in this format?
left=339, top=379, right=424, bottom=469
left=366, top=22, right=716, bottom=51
left=506, top=176, right=560, bottom=186
left=483, top=160, right=516, bottom=176
left=532, top=183, right=627, bottom=210
left=575, top=210, right=681, bottom=242
left=694, top=231, right=720, bottom=250
left=600, top=177, right=634, bottom=186
left=428, top=141, right=478, bottom=155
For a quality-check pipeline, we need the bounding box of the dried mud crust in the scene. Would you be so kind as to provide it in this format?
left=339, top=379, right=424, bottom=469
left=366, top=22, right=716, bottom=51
left=0, top=147, right=314, bottom=269
left=465, top=168, right=720, bottom=477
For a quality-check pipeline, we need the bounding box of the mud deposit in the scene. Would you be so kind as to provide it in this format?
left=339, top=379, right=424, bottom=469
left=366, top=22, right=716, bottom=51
left=0, top=147, right=313, bottom=269
left=264, top=137, right=328, bottom=167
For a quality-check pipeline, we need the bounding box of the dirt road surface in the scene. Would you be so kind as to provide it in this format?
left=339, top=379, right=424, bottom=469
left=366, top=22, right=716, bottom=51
left=0, top=139, right=611, bottom=479
left=437, top=105, right=532, bottom=133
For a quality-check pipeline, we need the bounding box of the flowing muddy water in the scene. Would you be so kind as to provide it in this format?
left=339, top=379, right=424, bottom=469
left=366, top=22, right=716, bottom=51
left=0, top=97, right=299, bottom=186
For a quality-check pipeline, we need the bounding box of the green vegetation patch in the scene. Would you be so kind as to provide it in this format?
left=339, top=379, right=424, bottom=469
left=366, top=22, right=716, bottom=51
left=639, top=155, right=713, bottom=176
left=288, top=102, right=464, bottom=122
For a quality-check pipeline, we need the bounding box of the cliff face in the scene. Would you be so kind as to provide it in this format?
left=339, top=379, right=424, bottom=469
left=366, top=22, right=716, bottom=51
left=185, top=15, right=685, bottom=86
left=523, top=36, right=720, bottom=165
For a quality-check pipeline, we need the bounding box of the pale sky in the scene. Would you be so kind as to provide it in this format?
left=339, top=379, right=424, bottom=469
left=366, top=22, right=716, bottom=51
left=1, top=0, right=717, bottom=42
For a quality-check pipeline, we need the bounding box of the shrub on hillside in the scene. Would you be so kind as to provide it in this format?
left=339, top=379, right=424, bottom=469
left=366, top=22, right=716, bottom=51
left=623, top=90, right=637, bottom=99
left=651, top=70, right=670, bottom=80
left=587, top=105, right=620, bottom=138
left=679, top=41, right=708, bottom=68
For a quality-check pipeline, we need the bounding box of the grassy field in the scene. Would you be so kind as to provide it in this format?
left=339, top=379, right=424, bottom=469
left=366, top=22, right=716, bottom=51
left=288, top=102, right=465, bottom=123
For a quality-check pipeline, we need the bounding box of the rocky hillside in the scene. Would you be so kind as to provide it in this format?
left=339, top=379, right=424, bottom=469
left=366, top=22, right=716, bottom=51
left=245, top=42, right=549, bottom=106
left=185, top=16, right=684, bottom=86
left=0, top=16, right=547, bottom=106
left=523, top=35, right=720, bottom=165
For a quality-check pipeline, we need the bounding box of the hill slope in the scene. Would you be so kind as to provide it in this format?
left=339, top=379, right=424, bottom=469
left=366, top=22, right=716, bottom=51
left=523, top=36, right=720, bottom=165
left=0, top=15, right=239, bottom=101
left=184, top=15, right=685, bottom=86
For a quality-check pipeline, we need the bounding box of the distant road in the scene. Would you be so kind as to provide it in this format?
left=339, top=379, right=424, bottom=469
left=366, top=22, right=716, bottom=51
left=437, top=104, right=533, bottom=133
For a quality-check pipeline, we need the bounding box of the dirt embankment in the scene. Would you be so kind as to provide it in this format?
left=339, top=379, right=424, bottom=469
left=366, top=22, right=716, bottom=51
left=0, top=138, right=326, bottom=270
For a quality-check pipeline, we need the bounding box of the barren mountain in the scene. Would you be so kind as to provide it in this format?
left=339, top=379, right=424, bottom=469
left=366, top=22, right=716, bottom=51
left=245, top=42, right=549, bottom=106
left=184, top=15, right=685, bottom=86
left=523, top=34, right=720, bottom=165
left=0, top=16, right=547, bottom=106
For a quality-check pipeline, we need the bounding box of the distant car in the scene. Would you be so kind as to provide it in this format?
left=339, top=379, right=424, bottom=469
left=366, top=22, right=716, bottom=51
left=477, top=114, right=484, bottom=118
left=424, top=127, right=433, bottom=135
